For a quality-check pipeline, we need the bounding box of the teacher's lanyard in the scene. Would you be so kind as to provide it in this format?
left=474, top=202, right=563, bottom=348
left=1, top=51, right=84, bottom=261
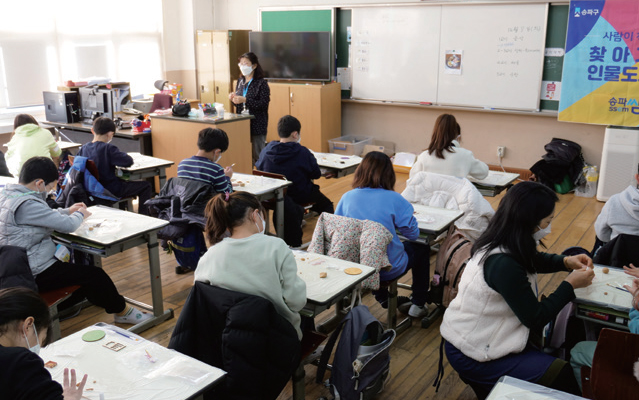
left=242, top=79, right=253, bottom=97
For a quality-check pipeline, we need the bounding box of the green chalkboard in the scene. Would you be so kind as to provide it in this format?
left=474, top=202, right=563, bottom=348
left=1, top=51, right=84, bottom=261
left=261, top=10, right=332, bottom=32
left=540, top=4, right=568, bottom=111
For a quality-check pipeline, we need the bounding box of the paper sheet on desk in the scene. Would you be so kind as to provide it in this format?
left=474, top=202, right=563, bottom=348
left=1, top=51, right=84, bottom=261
left=76, top=218, right=123, bottom=243
left=293, top=251, right=360, bottom=302
left=573, top=265, right=633, bottom=310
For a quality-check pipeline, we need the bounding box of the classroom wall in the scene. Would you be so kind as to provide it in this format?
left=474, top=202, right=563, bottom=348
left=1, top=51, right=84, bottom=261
left=210, top=0, right=605, bottom=169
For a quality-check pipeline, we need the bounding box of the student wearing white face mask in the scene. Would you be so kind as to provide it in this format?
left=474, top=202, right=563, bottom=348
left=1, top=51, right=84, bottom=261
left=229, top=52, right=271, bottom=165
left=0, top=287, right=88, bottom=400
left=440, top=182, right=596, bottom=398
left=194, top=191, right=307, bottom=339
left=176, top=127, right=233, bottom=193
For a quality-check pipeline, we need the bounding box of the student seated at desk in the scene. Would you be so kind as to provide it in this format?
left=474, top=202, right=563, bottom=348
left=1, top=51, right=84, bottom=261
left=439, top=182, right=594, bottom=398
left=0, top=157, right=151, bottom=326
left=0, top=287, right=87, bottom=400
left=335, top=151, right=431, bottom=318
left=176, top=127, right=233, bottom=192
left=409, top=113, right=488, bottom=180
left=194, top=191, right=307, bottom=339
left=570, top=277, right=639, bottom=390
left=6, top=114, right=61, bottom=177
left=256, top=115, right=333, bottom=247
left=76, top=117, right=152, bottom=215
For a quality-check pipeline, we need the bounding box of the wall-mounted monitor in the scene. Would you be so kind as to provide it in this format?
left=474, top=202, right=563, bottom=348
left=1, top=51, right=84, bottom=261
left=249, top=31, right=331, bottom=81
left=79, top=87, right=114, bottom=124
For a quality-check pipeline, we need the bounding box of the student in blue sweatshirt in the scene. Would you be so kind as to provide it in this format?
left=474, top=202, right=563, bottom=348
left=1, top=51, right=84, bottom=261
left=335, top=151, right=431, bottom=318
left=76, top=117, right=152, bottom=215
left=256, top=115, right=333, bottom=247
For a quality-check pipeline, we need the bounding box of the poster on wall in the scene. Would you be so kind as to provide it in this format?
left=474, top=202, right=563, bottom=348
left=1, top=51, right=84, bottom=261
left=444, top=50, right=463, bottom=75
left=559, top=0, right=639, bottom=126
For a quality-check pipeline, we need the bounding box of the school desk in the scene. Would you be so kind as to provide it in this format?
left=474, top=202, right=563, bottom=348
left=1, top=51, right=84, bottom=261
left=117, top=152, right=175, bottom=193
left=39, top=323, right=226, bottom=400
left=52, top=206, right=173, bottom=334
left=311, top=151, right=362, bottom=178
left=486, top=376, right=586, bottom=400
left=291, top=250, right=375, bottom=400
left=57, top=140, right=82, bottom=154
left=573, top=264, right=632, bottom=339
left=411, top=203, right=464, bottom=241
left=468, top=170, right=520, bottom=197
left=231, top=172, right=292, bottom=240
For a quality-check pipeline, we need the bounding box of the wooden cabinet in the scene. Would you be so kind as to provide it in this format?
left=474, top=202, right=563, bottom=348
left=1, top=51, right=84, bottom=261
left=196, top=30, right=249, bottom=113
left=266, top=82, right=341, bottom=153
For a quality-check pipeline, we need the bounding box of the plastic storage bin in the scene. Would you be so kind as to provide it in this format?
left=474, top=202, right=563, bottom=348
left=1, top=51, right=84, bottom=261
left=328, top=136, right=372, bottom=156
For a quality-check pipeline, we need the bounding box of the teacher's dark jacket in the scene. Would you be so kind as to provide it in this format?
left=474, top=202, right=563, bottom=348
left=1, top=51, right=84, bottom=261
left=168, top=282, right=300, bottom=400
left=234, top=77, right=270, bottom=137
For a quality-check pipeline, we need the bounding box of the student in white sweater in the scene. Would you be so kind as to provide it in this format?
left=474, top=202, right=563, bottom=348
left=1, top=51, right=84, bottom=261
left=194, top=191, right=307, bottom=339
left=409, top=114, right=489, bottom=180
left=439, top=182, right=594, bottom=398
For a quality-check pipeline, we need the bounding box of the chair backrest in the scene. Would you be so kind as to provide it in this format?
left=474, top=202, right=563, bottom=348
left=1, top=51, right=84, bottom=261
left=402, top=171, right=494, bottom=241
left=590, top=328, right=639, bottom=400
left=593, top=234, right=639, bottom=269
left=308, top=212, right=393, bottom=290
left=67, top=156, right=99, bottom=180
left=168, top=282, right=300, bottom=400
left=252, top=169, right=287, bottom=180
left=150, top=93, right=173, bottom=112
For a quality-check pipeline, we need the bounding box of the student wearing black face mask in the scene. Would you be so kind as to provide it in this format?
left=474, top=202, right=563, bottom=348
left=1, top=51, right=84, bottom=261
left=0, top=287, right=87, bottom=400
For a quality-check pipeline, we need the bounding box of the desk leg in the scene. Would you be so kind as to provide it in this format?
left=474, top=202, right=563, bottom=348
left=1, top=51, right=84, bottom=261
left=158, top=167, right=167, bottom=192
left=127, top=232, right=174, bottom=334
left=274, top=188, right=285, bottom=240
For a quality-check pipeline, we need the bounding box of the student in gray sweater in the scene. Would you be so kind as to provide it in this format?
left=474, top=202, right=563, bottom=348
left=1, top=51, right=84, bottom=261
left=0, top=157, right=150, bottom=325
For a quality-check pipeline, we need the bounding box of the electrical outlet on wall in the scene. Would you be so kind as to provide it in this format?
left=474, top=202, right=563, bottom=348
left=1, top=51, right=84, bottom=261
left=497, top=146, right=506, bottom=158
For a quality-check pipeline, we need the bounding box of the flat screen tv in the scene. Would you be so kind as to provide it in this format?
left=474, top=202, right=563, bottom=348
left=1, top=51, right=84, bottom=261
left=249, top=31, right=331, bottom=81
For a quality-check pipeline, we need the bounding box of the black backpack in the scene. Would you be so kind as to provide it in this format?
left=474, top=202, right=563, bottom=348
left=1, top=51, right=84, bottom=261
left=172, top=99, right=191, bottom=117
left=316, top=305, right=395, bottom=400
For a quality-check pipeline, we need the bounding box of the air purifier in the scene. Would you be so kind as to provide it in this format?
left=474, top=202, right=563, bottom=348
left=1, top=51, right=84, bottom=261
left=596, top=126, right=639, bottom=201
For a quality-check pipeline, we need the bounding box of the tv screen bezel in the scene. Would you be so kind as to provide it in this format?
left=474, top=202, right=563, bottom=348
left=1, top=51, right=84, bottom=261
left=249, top=31, right=332, bottom=82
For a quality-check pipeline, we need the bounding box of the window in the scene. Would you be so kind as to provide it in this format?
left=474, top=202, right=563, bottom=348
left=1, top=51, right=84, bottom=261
left=0, top=0, right=164, bottom=108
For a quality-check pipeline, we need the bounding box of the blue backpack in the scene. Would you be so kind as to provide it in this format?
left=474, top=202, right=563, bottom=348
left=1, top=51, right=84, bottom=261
left=316, top=305, right=396, bottom=400
left=167, top=225, right=206, bottom=271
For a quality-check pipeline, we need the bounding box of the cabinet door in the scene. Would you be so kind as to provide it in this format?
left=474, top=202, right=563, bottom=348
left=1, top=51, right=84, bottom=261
left=196, top=31, right=215, bottom=104
left=212, top=31, right=232, bottom=111
left=267, top=83, right=291, bottom=142
left=290, top=85, right=322, bottom=151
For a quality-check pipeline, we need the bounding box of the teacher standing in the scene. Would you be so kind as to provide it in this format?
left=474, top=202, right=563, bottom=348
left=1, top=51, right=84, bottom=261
left=229, top=52, right=271, bottom=164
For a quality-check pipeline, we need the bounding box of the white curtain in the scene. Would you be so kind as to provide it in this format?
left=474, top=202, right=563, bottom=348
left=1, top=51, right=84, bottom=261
left=0, top=0, right=164, bottom=108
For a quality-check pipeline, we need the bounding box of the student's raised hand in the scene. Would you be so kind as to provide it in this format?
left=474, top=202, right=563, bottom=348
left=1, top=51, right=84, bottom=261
left=224, top=166, right=234, bottom=178
left=564, top=254, right=594, bottom=270
left=62, top=368, right=87, bottom=400
left=624, top=263, right=639, bottom=278
left=564, top=266, right=595, bottom=289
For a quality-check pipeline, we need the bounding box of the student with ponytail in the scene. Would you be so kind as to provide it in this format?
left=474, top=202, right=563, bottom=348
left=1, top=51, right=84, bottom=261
left=194, top=191, right=307, bottom=339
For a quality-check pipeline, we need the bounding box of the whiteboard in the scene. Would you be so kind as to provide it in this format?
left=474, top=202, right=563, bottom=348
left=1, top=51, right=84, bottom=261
left=437, top=4, right=548, bottom=111
left=351, top=6, right=441, bottom=103
left=349, top=3, right=548, bottom=111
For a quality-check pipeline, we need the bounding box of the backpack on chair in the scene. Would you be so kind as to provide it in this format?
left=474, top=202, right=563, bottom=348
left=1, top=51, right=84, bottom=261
left=316, top=305, right=396, bottom=400
left=429, top=225, right=472, bottom=307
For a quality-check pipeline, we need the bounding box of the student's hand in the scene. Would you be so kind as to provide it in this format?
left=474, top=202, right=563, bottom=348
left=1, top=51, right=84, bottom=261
left=624, top=263, right=639, bottom=278
left=62, top=368, right=87, bottom=400
left=224, top=166, right=234, bottom=178
left=564, top=266, right=595, bottom=289
left=78, top=206, right=91, bottom=219
left=623, top=279, right=639, bottom=310
left=564, top=254, right=594, bottom=270
left=68, top=203, right=87, bottom=214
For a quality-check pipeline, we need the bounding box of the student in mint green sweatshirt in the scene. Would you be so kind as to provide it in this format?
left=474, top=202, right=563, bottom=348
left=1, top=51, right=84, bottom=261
left=6, top=114, right=61, bottom=177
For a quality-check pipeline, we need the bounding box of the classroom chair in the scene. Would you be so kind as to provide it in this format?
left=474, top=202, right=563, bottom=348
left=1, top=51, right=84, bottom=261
left=308, top=212, right=412, bottom=334
left=150, top=93, right=173, bottom=113
left=0, top=245, right=80, bottom=341
left=580, top=328, right=639, bottom=400
left=169, top=282, right=301, bottom=400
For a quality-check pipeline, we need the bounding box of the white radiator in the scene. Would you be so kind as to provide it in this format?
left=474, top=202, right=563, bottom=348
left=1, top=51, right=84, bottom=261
left=597, top=126, right=639, bottom=202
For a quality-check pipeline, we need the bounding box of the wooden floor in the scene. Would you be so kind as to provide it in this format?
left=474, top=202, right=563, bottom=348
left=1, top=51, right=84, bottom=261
left=59, top=173, right=605, bottom=400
